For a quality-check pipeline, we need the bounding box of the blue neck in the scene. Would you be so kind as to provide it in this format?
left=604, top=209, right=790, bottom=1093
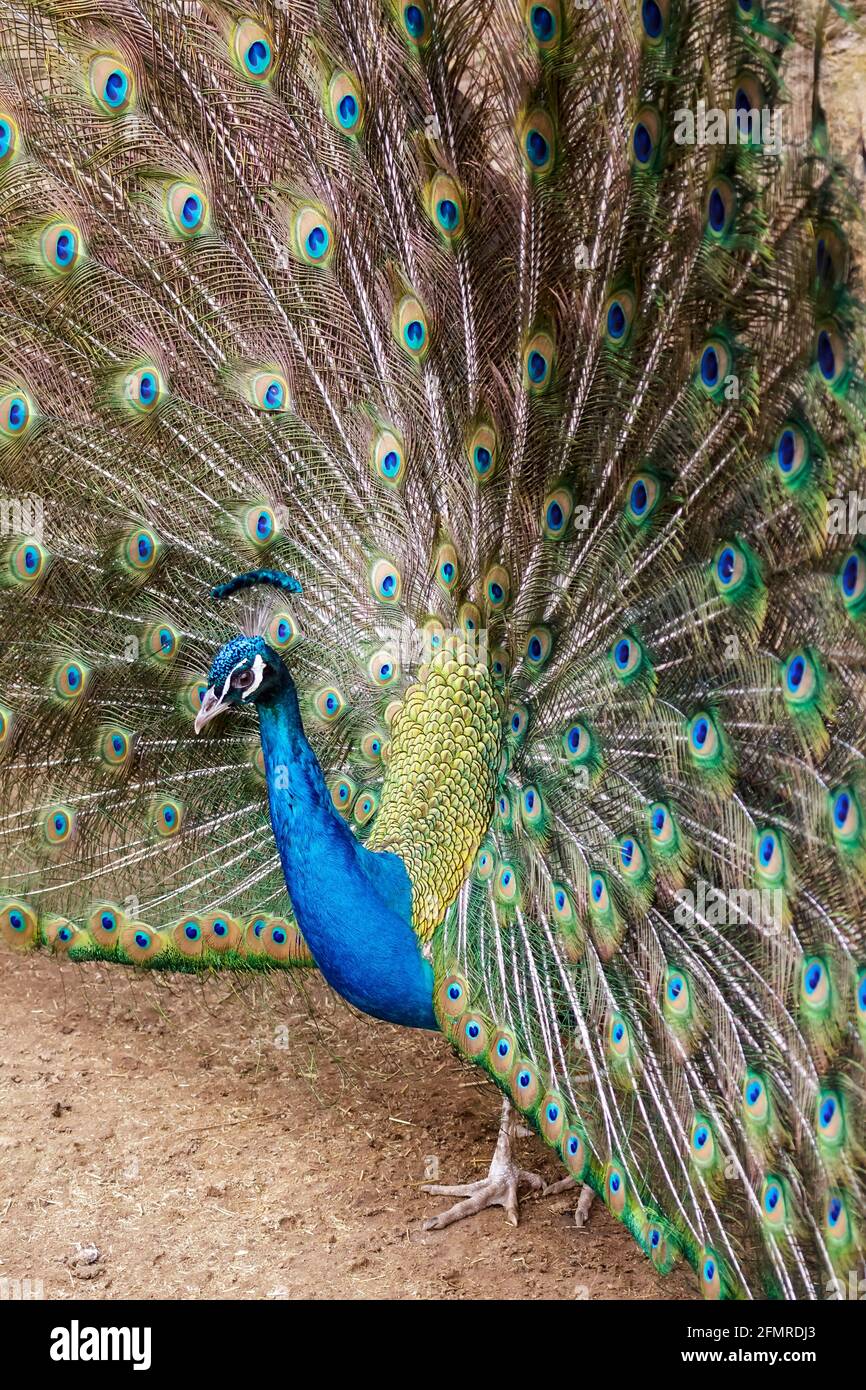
left=256, top=678, right=437, bottom=1030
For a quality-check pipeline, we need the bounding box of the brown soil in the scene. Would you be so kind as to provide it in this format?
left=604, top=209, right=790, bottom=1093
left=0, top=952, right=696, bottom=1301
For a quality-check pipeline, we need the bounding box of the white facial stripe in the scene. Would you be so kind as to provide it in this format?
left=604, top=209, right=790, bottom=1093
left=241, top=652, right=267, bottom=701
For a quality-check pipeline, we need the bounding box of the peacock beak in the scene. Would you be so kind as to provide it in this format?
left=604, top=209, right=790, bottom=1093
left=194, top=686, right=229, bottom=734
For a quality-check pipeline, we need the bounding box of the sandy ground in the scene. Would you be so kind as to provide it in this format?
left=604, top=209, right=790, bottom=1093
left=0, top=952, right=697, bottom=1301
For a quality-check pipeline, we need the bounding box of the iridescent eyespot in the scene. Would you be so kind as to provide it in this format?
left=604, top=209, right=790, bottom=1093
left=839, top=547, right=866, bottom=617
left=712, top=541, right=748, bottom=595
left=733, top=72, right=765, bottom=140
left=0, top=899, right=38, bottom=947
left=520, top=785, right=545, bottom=832
left=326, top=71, right=365, bottom=136
left=618, top=835, right=646, bottom=881
left=165, top=181, right=208, bottom=238
left=123, top=526, right=162, bottom=574
left=704, top=175, right=736, bottom=239
left=816, top=1088, right=845, bottom=1148
left=606, top=1164, right=627, bottom=1216
left=0, top=114, right=19, bottom=165
left=648, top=801, right=675, bottom=849
left=495, top=791, right=513, bottom=830
left=562, top=1129, right=587, bottom=1178
left=760, top=1175, right=787, bottom=1231
left=174, top=915, right=204, bottom=956
left=522, top=331, right=554, bottom=392
left=630, top=105, right=661, bottom=168
left=815, top=321, right=847, bottom=390
left=7, top=539, right=47, bottom=585
left=511, top=1059, right=540, bottom=1110
left=610, top=633, right=643, bottom=681
left=428, top=173, right=464, bottom=241
left=551, top=882, right=575, bottom=925
left=241, top=504, right=279, bottom=549
left=88, top=903, right=125, bottom=947
left=467, top=422, right=497, bottom=483
left=122, top=365, right=164, bottom=415
left=687, top=710, right=720, bottom=761
left=144, top=623, right=178, bottom=663
left=329, top=775, right=358, bottom=815
left=395, top=294, right=430, bottom=361
left=562, top=721, right=592, bottom=765
left=824, top=1190, right=851, bottom=1249
left=267, top=611, right=299, bottom=652
left=524, top=625, right=552, bottom=669
left=625, top=471, right=661, bottom=525
left=508, top=704, right=529, bottom=743
left=640, top=0, right=669, bottom=43
left=489, top=1030, right=516, bottom=1075
left=540, top=1091, right=565, bottom=1144
left=368, top=648, right=400, bottom=686
left=495, top=861, right=519, bottom=905
left=542, top=487, right=573, bottom=538
left=89, top=54, right=135, bottom=113
left=743, top=1071, right=769, bottom=1126
left=293, top=206, right=334, bottom=266
left=800, top=955, right=831, bottom=1013
left=475, top=846, right=495, bottom=881
left=359, top=732, right=384, bottom=763
left=697, top=336, right=733, bottom=398
left=42, top=805, right=74, bottom=845
left=98, top=726, right=134, bottom=768
left=525, top=0, right=560, bottom=50
left=434, top=543, right=459, bottom=593
left=457, top=1013, right=487, bottom=1056
left=370, top=557, right=402, bottom=604
left=0, top=388, right=33, bottom=438
left=401, top=0, right=430, bottom=44
left=352, top=789, right=379, bottom=827
left=782, top=649, right=819, bottom=707
left=439, top=974, right=467, bottom=1018
left=0, top=704, right=13, bottom=748
left=518, top=109, right=555, bottom=177
left=689, top=1115, right=716, bottom=1170
left=590, top=872, right=610, bottom=914
left=485, top=564, right=510, bottom=609
left=372, top=428, right=405, bottom=486
left=603, top=288, right=636, bottom=346
left=39, top=221, right=82, bottom=275
left=53, top=659, right=89, bottom=701
left=421, top=617, right=446, bottom=660
left=664, top=968, right=690, bottom=1020
left=490, top=647, right=510, bottom=683
left=232, top=20, right=274, bottom=80
left=247, top=371, right=289, bottom=412
left=458, top=602, right=480, bottom=634
left=608, top=1012, right=631, bottom=1060
left=152, top=798, right=183, bottom=837
left=701, top=1250, right=722, bottom=1300
left=829, top=786, right=861, bottom=847
left=313, top=686, right=347, bottom=723
left=772, top=421, right=811, bottom=488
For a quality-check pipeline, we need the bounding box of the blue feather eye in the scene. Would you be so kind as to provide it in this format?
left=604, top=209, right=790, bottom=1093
left=313, top=686, right=347, bottom=723
left=165, top=181, right=208, bottom=238
left=232, top=20, right=274, bottom=80
left=89, top=54, right=134, bottom=113
left=772, top=421, right=812, bottom=489
left=433, top=542, right=459, bottom=593
left=815, top=321, right=847, bottom=390
left=427, top=173, right=465, bottom=241
left=467, top=422, right=498, bottom=483
left=485, top=564, right=510, bottom=609
left=542, top=486, right=573, bottom=538
left=326, top=71, right=365, bottom=135
left=526, top=0, right=560, bottom=50
left=839, top=546, right=866, bottom=617
left=705, top=176, right=736, bottom=240
left=624, top=470, right=661, bottom=525
left=640, top=0, right=669, bottom=42
left=829, top=786, right=862, bottom=849
left=121, top=364, right=163, bottom=415
left=52, top=658, right=89, bottom=701
left=0, top=388, right=34, bottom=439
left=401, top=1, right=430, bottom=44
left=816, top=1088, right=845, bottom=1149
left=0, top=114, right=19, bottom=165
left=490, top=1029, right=517, bottom=1077
left=39, top=221, right=83, bottom=275
left=610, top=633, right=644, bottom=682
left=603, top=289, right=635, bottom=346
left=370, top=557, right=402, bottom=604
left=292, top=207, right=334, bottom=266
left=394, top=294, right=430, bottom=361
left=368, top=648, right=400, bottom=686
left=697, top=336, right=733, bottom=399
left=630, top=106, right=661, bottom=168
left=522, top=330, right=555, bottom=392
left=524, top=625, right=552, bottom=670
left=518, top=110, right=555, bottom=177
left=372, top=428, right=406, bottom=486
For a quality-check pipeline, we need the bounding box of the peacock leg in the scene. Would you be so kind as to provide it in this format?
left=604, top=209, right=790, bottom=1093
left=422, top=1094, right=546, bottom=1229
left=542, top=1176, right=596, bottom=1226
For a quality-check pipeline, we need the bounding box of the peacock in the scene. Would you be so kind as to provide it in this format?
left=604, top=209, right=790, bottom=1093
left=1, top=0, right=865, bottom=1303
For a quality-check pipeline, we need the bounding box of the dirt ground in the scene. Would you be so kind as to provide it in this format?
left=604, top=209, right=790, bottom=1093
left=0, top=952, right=697, bottom=1301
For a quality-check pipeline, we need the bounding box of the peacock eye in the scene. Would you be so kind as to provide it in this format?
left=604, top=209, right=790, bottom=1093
left=233, top=668, right=256, bottom=690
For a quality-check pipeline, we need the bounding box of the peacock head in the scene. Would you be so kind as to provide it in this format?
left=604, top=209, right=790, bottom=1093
left=194, top=570, right=302, bottom=734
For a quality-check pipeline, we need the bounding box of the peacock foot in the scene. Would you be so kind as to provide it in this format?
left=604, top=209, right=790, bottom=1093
left=542, top=1176, right=596, bottom=1227
left=422, top=1094, right=547, bottom=1230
